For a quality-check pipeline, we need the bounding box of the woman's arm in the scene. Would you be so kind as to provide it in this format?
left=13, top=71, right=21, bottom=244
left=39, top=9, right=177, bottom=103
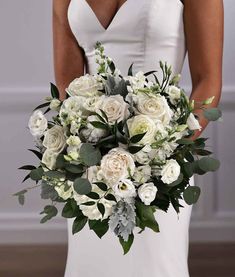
left=183, top=0, right=224, bottom=140
left=53, top=0, right=85, bottom=100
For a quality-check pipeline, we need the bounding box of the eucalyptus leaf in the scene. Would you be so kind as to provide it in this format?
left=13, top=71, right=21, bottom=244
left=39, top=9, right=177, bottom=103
left=80, top=143, right=102, bottom=166
left=44, top=170, right=65, bottom=179
left=65, top=164, right=84, bottom=174
left=74, top=178, right=92, bottom=195
left=203, top=108, right=222, bottom=121
left=198, top=157, right=220, bottom=172
left=183, top=186, right=201, bottom=205
left=30, top=167, right=44, bottom=181
left=168, top=173, right=184, bottom=187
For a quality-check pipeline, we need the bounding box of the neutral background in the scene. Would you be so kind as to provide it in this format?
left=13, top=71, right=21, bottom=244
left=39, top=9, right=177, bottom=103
left=0, top=0, right=234, bottom=245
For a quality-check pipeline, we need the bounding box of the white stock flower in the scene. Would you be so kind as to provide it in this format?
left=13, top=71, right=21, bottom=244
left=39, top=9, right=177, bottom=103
left=186, top=113, right=202, bottom=131
left=28, top=110, right=48, bottom=137
left=133, top=165, right=151, bottom=184
left=43, top=125, right=66, bottom=153
left=138, top=182, right=157, bottom=205
left=66, top=74, right=103, bottom=97
left=134, top=145, right=156, bottom=164
left=125, top=71, right=147, bottom=91
left=97, top=95, right=130, bottom=124
left=127, top=115, right=157, bottom=145
left=100, top=148, right=135, bottom=186
left=42, top=149, right=58, bottom=170
left=66, top=135, right=81, bottom=147
left=166, top=85, right=181, bottom=104
left=49, top=99, right=61, bottom=111
left=161, top=159, right=181, bottom=184
left=113, top=179, right=136, bottom=199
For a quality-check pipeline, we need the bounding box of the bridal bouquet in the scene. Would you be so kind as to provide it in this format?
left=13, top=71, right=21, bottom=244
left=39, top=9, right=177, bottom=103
left=15, top=42, right=221, bottom=254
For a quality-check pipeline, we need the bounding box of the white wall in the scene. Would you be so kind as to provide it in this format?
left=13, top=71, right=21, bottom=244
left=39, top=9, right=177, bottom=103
left=0, top=0, right=234, bottom=244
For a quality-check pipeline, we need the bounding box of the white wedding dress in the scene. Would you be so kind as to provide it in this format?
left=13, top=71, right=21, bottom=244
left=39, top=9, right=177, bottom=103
left=65, top=0, right=194, bottom=276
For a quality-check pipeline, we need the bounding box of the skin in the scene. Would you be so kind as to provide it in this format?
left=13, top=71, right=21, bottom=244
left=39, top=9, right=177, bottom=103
left=53, top=0, right=224, bottom=139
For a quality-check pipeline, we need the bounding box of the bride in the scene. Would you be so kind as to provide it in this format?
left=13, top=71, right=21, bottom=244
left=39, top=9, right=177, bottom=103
left=52, top=0, right=224, bottom=276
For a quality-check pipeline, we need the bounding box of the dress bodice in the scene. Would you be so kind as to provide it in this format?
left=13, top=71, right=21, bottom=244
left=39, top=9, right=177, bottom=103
left=68, top=0, right=186, bottom=77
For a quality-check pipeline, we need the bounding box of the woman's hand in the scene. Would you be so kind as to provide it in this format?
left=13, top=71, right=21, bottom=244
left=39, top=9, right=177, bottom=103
left=183, top=0, right=224, bottom=140
left=53, top=0, right=85, bottom=100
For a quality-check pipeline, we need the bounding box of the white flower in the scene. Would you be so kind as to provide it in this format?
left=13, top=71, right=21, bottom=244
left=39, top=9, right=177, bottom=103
left=66, top=74, right=103, bottom=97
left=133, top=165, right=151, bottom=184
left=28, top=110, right=48, bottom=137
left=43, top=125, right=66, bottom=153
left=113, top=179, right=136, bottom=199
left=49, top=99, right=61, bottom=111
left=186, top=113, right=202, bottom=131
left=100, top=148, right=135, bottom=186
left=81, top=115, right=107, bottom=143
left=83, top=96, right=101, bottom=113
left=66, top=135, right=81, bottom=147
left=73, top=183, right=116, bottom=220
left=161, top=159, right=181, bottom=184
left=97, top=95, right=130, bottom=124
left=127, top=115, right=157, bottom=145
left=134, top=145, right=156, bottom=164
left=134, top=94, right=172, bottom=125
left=55, top=183, right=73, bottom=200
left=138, top=182, right=157, bottom=205
left=42, top=149, right=58, bottom=170
left=166, top=85, right=181, bottom=104
left=125, top=71, right=147, bottom=91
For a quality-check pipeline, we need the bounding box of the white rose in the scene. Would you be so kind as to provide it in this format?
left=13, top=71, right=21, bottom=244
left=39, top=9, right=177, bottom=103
left=100, top=148, right=135, bottom=186
left=55, top=184, right=73, bottom=200
left=133, top=165, right=151, bottom=184
left=83, top=96, right=101, bottom=114
left=127, top=115, right=157, bottom=145
left=97, top=95, right=130, bottom=124
left=113, top=179, right=136, bottom=199
left=161, top=159, right=181, bottom=184
left=28, top=110, right=48, bottom=137
left=73, top=183, right=116, bottom=220
left=42, top=149, right=58, bottom=170
left=43, top=125, right=66, bottom=153
left=166, top=85, right=181, bottom=104
left=186, top=113, right=202, bottom=131
left=66, top=74, right=103, bottom=97
left=49, top=99, right=61, bottom=111
left=138, top=182, right=157, bottom=205
left=59, top=96, right=83, bottom=121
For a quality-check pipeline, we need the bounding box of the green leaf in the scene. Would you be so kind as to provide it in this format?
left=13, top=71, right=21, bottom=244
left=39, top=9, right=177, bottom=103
left=18, top=165, right=36, bottom=170
left=168, top=173, right=184, bottom=187
left=183, top=186, right=201, bottom=205
left=50, top=82, right=60, bottom=99
left=198, top=157, right=220, bottom=172
left=72, top=215, right=88, bottom=234
left=40, top=205, right=58, bottom=223
left=19, top=194, right=25, bottom=205
left=119, top=234, right=134, bottom=255
left=81, top=201, right=96, bottom=206
left=88, top=219, right=109, bottom=238
left=97, top=203, right=105, bottom=217
left=65, top=164, right=84, bottom=174
left=135, top=202, right=159, bottom=233
left=94, top=182, right=108, bottom=191
left=194, top=149, right=212, bottom=156
left=104, top=194, right=117, bottom=202
left=28, top=149, right=43, bottom=159
left=30, top=167, right=44, bottom=181
left=74, top=178, right=92, bottom=195
left=56, top=154, right=66, bottom=169
left=33, top=102, right=50, bottom=111
left=203, top=108, right=222, bottom=121
left=86, top=192, right=100, bottom=200
left=44, top=170, right=65, bottom=179
left=182, top=162, right=194, bottom=178
left=128, top=145, right=145, bottom=154
left=80, top=143, right=102, bottom=166
left=130, top=132, right=146, bottom=144
left=90, top=121, right=109, bottom=130
left=176, top=139, right=194, bottom=145
left=22, top=173, right=30, bottom=183
left=62, top=199, right=80, bottom=218
left=99, top=109, right=109, bottom=122
left=127, top=63, right=134, bottom=76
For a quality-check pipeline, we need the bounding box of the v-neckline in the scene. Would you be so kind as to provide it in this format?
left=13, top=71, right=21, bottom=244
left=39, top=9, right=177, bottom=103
left=83, top=0, right=129, bottom=32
